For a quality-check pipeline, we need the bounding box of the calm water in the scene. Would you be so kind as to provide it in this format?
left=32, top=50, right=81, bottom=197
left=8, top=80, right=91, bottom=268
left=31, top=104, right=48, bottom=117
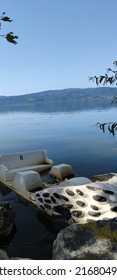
left=0, top=102, right=117, bottom=259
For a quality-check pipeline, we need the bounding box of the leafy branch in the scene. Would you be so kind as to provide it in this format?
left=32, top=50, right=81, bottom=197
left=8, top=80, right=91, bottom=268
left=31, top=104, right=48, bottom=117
left=0, top=12, right=18, bottom=45
left=89, top=61, right=117, bottom=86
left=97, top=122, right=117, bottom=137
left=89, top=61, right=117, bottom=136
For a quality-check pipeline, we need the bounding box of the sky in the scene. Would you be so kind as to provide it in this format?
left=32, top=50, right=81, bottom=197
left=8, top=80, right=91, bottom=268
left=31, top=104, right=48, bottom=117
left=0, top=0, right=117, bottom=96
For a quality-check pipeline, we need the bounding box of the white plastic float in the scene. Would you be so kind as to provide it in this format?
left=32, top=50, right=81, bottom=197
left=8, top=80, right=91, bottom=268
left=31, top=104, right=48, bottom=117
left=35, top=174, right=117, bottom=224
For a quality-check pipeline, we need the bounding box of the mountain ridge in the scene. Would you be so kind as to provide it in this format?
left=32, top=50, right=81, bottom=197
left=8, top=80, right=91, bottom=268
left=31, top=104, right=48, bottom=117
left=0, top=87, right=117, bottom=106
left=0, top=87, right=117, bottom=113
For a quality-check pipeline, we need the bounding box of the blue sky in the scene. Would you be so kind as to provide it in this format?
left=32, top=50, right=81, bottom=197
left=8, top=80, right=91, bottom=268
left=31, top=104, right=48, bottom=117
left=0, top=0, right=117, bottom=96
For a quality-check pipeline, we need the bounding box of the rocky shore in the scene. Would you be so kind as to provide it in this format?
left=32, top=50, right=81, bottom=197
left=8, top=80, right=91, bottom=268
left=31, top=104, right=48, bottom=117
left=0, top=201, right=31, bottom=259
left=0, top=201, right=15, bottom=237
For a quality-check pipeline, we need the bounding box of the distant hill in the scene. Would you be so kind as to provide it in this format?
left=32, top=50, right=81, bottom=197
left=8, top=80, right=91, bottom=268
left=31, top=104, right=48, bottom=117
left=0, top=87, right=117, bottom=103
left=0, top=87, right=117, bottom=113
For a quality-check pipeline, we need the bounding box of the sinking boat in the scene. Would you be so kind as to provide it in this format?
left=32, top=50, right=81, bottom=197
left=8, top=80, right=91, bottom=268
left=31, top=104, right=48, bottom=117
left=0, top=150, right=75, bottom=205
left=1, top=150, right=117, bottom=224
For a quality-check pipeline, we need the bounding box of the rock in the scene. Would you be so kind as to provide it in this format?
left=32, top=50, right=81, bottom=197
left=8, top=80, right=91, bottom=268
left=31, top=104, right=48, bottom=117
left=92, top=173, right=115, bottom=182
left=58, top=177, right=92, bottom=187
left=0, top=201, right=15, bottom=236
left=52, top=219, right=117, bottom=259
left=0, top=249, right=31, bottom=259
left=10, top=257, right=31, bottom=259
left=0, top=249, right=9, bottom=260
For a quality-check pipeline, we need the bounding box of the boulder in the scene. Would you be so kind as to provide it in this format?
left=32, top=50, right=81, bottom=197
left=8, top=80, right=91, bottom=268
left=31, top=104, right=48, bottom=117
left=0, top=249, right=31, bottom=259
left=0, top=201, right=15, bottom=236
left=52, top=219, right=117, bottom=259
left=0, top=249, right=9, bottom=260
left=92, top=173, right=115, bottom=182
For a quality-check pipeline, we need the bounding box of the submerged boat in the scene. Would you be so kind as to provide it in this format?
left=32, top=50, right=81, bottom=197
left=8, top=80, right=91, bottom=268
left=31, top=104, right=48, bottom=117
left=1, top=150, right=117, bottom=224
left=0, top=149, right=75, bottom=205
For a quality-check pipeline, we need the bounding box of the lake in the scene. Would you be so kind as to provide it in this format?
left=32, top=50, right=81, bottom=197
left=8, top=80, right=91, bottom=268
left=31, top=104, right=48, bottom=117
left=0, top=100, right=117, bottom=259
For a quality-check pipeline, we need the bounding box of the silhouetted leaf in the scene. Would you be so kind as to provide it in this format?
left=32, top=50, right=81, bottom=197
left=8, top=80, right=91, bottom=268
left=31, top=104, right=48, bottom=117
left=107, top=67, right=112, bottom=72
left=113, top=61, right=117, bottom=66
left=99, top=76, right=105, bottom=83
left=1, top=17, right=12, bottom=22
left=99, top=123, right=106, bottom=133
left=5, top=32, right=18, bottom=45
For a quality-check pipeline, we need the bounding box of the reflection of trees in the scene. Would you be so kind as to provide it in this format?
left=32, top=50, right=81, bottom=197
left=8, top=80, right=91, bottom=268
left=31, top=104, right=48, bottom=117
left=90, top=61, right=117, bottom=136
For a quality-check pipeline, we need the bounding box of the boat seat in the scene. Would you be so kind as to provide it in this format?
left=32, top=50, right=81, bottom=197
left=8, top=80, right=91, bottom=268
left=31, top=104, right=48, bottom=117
left=3, top=164, right=52, bottom=181
left=13, top=170, right=43, bottom=193
left=0, top=150, right=54, bottom=181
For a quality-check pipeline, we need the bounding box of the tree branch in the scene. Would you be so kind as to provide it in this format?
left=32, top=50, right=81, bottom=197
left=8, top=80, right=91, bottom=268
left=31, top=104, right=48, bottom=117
left=0, top=12, right=18, bottom=44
